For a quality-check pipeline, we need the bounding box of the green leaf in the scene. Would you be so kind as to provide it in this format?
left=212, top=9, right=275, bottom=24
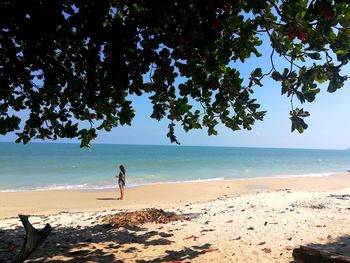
left=271, top=71, right=283, bottom=81
left=306, top=52, right=321, bottom=60
left=290, top=108, right=310, bottom=133
left=166, top=123, right=180, bottom=145
left=251, top=67, right=262, bottom=78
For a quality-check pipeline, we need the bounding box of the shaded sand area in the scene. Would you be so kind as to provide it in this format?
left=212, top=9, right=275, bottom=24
left=1, top=173, right=350, bottom=262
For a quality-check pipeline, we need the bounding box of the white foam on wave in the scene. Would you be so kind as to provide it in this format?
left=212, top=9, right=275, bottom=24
left=270, top=172, right=336, bottom=178
left=233, top=172, right=337, bottom=181
left=0, top=172, right=340, bottom=192
left=0, top=177, right=226, bottom=192
left=0, top=183, right=115, bottom=192
left=172, top=177, right=225, bottom=183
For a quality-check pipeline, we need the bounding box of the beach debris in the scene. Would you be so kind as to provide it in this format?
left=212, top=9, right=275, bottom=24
left=328, top=194, right=350, bottom=200
left=16, top=215, right=52, bottom=263
left=293, top=245, right=350, bottom=262
left=247, top=227, right=254, bottom=230
left=287, top=237, right=292, bottom=241
left=310, top=203, right=326, bottom=209
left=183, top=235, right=198, bottom=241
left=229, top=236, right=241, bottom=241
left=316, top=224, right=326, bottom=228
left=200, top=228, right=214, bottom=233
left=104, top=209, right=199, bottom=228
left=257, top=241, right=266, bottom=246
left=201, top=248, right=219, bottom=253
left=262, top=247, right=272, bottom=253
left=226, top=219, right=233, bottom=223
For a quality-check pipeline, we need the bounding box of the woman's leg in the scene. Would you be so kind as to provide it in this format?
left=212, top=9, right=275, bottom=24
left=120, top=185, right=125, bottom=200
left=118, top=184, right=122, bottom=199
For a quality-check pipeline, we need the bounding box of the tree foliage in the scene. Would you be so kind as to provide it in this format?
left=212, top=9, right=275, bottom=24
left=0, top=0, right=349, bottom=146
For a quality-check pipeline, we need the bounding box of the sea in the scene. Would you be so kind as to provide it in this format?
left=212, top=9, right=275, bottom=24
left=0, top=142, right=349, bottom=192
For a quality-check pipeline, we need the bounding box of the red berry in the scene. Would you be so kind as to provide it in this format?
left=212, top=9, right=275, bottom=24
left=296, top=31, right=308, bottom=43
left=14, top=79, right=21, bottom=86
left=210, top=19, right=220, bottom=29
left=287, top=30, right=296, bottom=41
left=224, top=0, right=231, bottom=12
left=321, top=3, right=335, bottom=20
left=207, top=0, right=215, bottom=10
left=208, top=81, right=218, bottom=88
left=179, top=49, right=187, bottom=59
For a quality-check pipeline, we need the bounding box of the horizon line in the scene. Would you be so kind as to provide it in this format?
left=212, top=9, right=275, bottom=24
left=0, top=140, right=348, bottom=151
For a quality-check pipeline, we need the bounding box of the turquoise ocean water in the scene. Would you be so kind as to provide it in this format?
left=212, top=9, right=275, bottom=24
left=0, top=142, right=349, bottom=192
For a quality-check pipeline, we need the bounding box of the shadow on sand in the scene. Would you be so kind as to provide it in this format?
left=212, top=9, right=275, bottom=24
left=290, top=235, right=350, bottom=263
left=0, top=221, right=210, bottom=262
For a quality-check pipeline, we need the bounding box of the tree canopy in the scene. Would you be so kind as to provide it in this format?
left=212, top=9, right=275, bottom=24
left=1, top=0, right=349, bottom=146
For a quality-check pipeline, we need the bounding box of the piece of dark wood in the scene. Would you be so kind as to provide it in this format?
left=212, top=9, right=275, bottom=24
left=16, top=215, right=52, bottom=263
left=293, top=246, right=350, bottom=263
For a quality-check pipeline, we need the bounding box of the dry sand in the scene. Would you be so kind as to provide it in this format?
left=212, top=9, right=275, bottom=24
left=1, top=173, right=350, bottom=262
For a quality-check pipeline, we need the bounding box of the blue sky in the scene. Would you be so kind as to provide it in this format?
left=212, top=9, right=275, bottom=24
left=90, top=75, right=350, bottom=150
left=1, top=35, right=350, bottom=150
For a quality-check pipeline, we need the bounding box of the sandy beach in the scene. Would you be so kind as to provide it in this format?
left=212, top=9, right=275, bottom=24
left=1, top=173, right=350, bottom=262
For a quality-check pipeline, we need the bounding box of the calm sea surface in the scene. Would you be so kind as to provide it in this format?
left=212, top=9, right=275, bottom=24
left=0, top=142, right=349, bottom=191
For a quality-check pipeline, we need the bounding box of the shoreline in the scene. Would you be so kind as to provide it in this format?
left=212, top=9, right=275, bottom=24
left=0, top=171, right=342, bottom=193
left=1, top=172, right=350, bottom=219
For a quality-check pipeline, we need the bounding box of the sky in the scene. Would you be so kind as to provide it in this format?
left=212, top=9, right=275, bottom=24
left=1, top=32, right=350, bottom=150
left=90, top=75, right=350, bottom=150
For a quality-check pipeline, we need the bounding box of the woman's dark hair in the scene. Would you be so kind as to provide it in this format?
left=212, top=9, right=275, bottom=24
left=120, top=165, right=126, bottom=173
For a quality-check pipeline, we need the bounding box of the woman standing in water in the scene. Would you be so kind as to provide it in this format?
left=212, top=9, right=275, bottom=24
left=116, top=165, right=126, bottom=200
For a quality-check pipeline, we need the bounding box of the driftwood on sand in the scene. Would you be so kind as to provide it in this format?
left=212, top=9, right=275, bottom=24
left=293, top=246, right=350, bottom=263
left=16, top=215, right=52, bottom=263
